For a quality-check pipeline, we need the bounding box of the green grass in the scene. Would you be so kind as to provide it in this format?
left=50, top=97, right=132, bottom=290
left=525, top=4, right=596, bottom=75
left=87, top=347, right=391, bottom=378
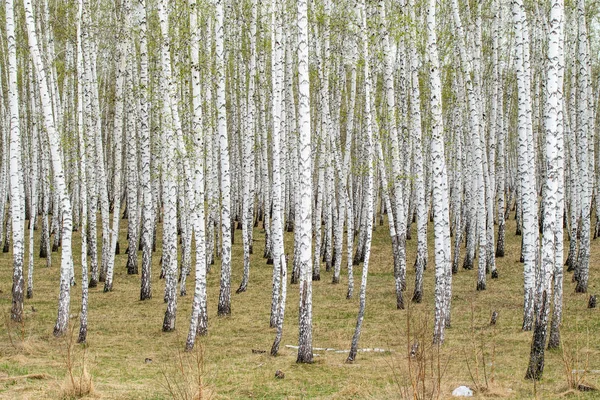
left=0, top=212, right=598, bottom=399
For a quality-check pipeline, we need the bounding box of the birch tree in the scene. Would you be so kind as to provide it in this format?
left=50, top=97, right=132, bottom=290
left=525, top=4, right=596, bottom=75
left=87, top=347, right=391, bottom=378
left=296, top=0, right=314, bottom=364
left=76, top=0, right=90, bottom=343
left=408, top=0, right=427, bottom=304
left=347, top=0, right=374, bottom=362
left=574, top=0, right=591, bottom=294
left=428, top=0, right=452, bottom=344
left=186, top=0, right=208, bottom=350
left=157, top=0, right=179, bottom=331
left=6, top=0, right=25, bottom=323
left=525, top=0, right=564, bottom=379
left=513, top=0, right=538, bottom=330
left=215, top=0, right=232, bottom=316
left=138, top=0, right=153, bottom=301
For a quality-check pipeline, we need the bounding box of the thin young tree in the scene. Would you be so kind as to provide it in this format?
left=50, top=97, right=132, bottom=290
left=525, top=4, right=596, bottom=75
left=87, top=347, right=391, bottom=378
left=103, top=2, right=130, bottom=293
left=408, top=0, right=427, bottom=303
left=138, top=0, right=153, bottom=301
left=76, top=0, right=90, bottom=343
left=347, top=0, right=374, bottom=362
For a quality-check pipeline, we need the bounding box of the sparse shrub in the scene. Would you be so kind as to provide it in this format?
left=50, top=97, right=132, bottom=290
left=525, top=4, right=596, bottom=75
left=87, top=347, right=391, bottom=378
left=160, top=341, right=211, bottom=400
left=389, top=302, right=449, bottom=400
left=59, top=324, right=95, bottom=399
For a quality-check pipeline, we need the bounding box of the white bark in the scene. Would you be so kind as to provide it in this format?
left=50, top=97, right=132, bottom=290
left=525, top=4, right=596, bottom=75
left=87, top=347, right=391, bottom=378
left=26, top=68, right=39, bottom=300
left=103, top=7, right=129, bottom=292
left=157, top=0, right=179, bottom=331
left=76, top=0, right=89, bottom=343
left=380, top=0, right=407, bottom=306
left=408, top=0, right=426, bottom=303
left=526, top=0, right=564, bottom=379
left=237, top=0, right=258, bottom=294
left=296, top=0, right=313, bottom=364
left=186, top=0, right=208, bottom=350
left=347, top=2, right=374, bottom=362
left=270, top=0, right=286, bottom=327
left=513, top=0, right=537, bottom=330
left=215, top=0, right=232, bottom=316
left=574, top=0, right=591, bottom=293
left=24, top=0, right=74, bottom=337
left=138, top=0, right=153, bottom=301
left=428, top=0, right=452, bottom=344
left=7, top=0, right=25, bottom=323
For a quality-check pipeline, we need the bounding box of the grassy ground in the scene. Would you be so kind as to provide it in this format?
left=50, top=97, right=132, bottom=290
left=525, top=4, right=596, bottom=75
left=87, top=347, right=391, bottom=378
left=0, top=211, right=598, bottom=399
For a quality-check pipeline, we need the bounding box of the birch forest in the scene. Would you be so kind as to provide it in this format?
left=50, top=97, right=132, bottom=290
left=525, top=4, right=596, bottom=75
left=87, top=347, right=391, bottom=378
left=0, top=0, right=599, bottom=398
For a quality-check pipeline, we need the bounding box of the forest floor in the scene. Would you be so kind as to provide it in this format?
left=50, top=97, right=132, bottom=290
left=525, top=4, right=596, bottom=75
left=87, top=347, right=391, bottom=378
left=0, top=212, right=598, bottom=399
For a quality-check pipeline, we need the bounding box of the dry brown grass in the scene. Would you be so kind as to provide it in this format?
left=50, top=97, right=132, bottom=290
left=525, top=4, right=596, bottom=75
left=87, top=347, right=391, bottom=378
left=0, top=213, right=598, bottom=399
left=59, top=366, right=94, bottom=400
left=56, top=325, right=96, bottom=399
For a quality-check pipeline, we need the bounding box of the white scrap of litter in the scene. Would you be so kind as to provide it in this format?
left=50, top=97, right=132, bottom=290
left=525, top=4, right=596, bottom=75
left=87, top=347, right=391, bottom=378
left=452, top=386, right=473, bottom=397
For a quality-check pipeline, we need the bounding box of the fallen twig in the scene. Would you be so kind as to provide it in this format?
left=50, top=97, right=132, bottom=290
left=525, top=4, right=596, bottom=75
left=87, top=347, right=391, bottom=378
left=0, top=373, right=52, bottom=382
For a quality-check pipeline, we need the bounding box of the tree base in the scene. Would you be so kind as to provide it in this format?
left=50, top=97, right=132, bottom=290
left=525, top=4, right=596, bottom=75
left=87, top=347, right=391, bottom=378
left=411, top=291, right=422, bottom=304
left=575, top=283, right=587, bottom=293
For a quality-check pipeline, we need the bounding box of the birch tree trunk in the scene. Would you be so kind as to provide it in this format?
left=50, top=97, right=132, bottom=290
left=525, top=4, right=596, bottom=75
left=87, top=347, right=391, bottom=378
left=269, top=0, right=286, bottom=327
left=380, top=0, right=407, bottom=307
left=237, top=0, right=257, bottom=294
left=157, top=0, right=179, bottom=331
left=103, top=11, right=129, bottom=293
left=6, top=0, right=25, bottom=323
left=408, top=0, right=427, bottom=303
left=138, top=0, right=153, bottom=301
left=24, top=0, right=75, bottom=337
left=525, top=0, right=564, bottom=379
left=76, top=0, right=90, bottom=343
left=513, top=0, right=537, bottom=330
left=574, top=0, right=591, bottom=294
left=26, top=70, right=39, bottom=299
left=347, top=1, right=374, bottom=363
left=296, top=0, right=314, bottom=364
left=216, top=0, right=232, bottom=316
left=185, top=0, right=208, bottom=350
left=428, top=0, right=452, bottom=345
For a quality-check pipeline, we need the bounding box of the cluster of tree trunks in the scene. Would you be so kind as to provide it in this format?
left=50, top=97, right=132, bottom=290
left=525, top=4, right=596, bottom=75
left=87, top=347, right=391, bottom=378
left=1, top=0, right=595, bottom=379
